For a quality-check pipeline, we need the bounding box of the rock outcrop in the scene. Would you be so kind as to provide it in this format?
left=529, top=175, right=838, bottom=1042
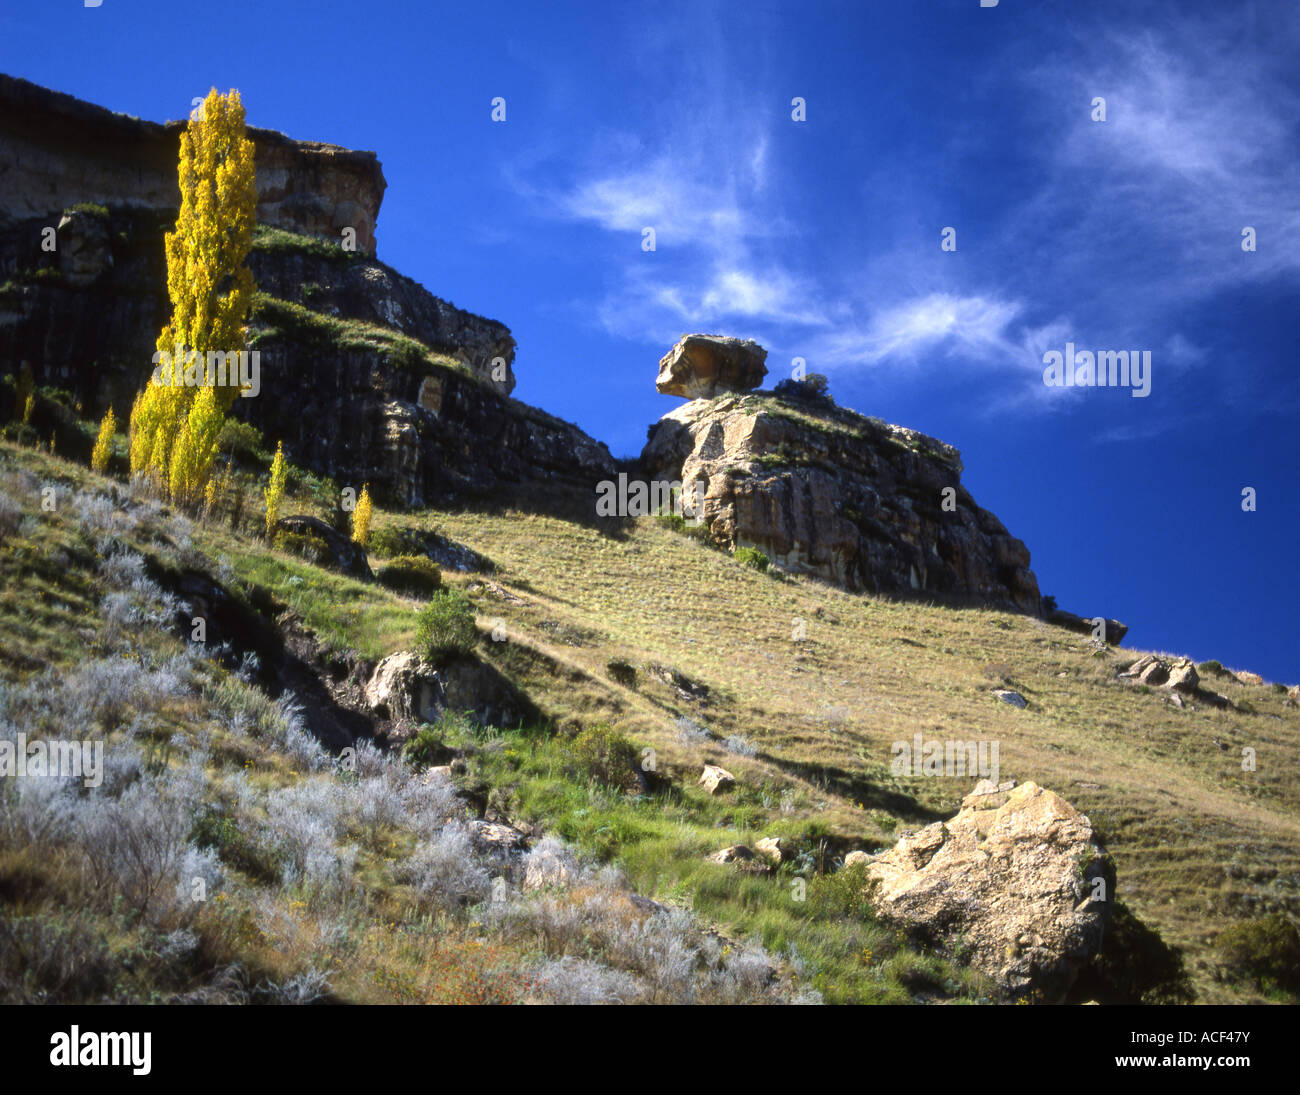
left=656, top=334, right=767, bottom=398
left=0, top=74, right=386, bottom=254
left=642, top=387, right=1041, bottom=611
left=863, top=781, right=1113, bottom=1002
left=1046, top=608, right=1128, bottom=646
left=1121, top=654, right=1199, bottom=693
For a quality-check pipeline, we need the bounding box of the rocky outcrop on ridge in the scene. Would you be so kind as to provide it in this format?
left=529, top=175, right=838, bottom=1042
left=642, top=385, right=1042, bottom=612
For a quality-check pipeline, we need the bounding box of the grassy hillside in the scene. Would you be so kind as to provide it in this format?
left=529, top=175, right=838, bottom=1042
left=1, top=421, right=1297, bottom=1005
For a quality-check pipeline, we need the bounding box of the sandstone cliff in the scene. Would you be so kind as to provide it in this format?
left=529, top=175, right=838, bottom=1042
left=0, top=78, right=614, bottom=506
left=0, top=74, right=385, bottom=254
left=642, top=388, right=1042, bottom=612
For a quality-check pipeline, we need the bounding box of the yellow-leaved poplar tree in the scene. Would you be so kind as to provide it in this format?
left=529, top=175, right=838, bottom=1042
left=91, top=407, right=115, bottom=473
left=264, top=441, right=286, bottom=540
left=351, top=484, right=373, bottom=547
left=130, top=88, right=257, bottom=504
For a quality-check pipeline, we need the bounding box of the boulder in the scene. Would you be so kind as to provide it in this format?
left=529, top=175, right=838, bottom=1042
left=843, top=850, right=871, bottom=869
left=1234, top=670, right=1264, bottom=686
left=1121, top=655, right=1198, bottom=693
left=699, top=764, right=735, bottom=794
left=364, top=650, right=530, bottom=729
left=754, top=836, right=789, bottom=865
left=656, top=334, right=768, bottom=399
left=469, top=819, right=528, bottom=854
left=992, top=689, right=1027, bottom=708
left=706, top=844, right=769, bottom=873
left=1285, top=686, right=1299, bottom=708
left=273, top=515, right=371, bottom=578
left=1166, top=658, right=1199, bottom=693
left=1046, top=609, right=1127, bottom=646
left=863, top=781, right=1113, bottom=1003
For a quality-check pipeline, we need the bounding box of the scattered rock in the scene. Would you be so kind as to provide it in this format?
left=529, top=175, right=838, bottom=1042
left=863, top=781, right=1112, bottom=1003
left=1234, top=670, right=1264, bottom=686
left=699, top=764, right=735, bottom=795
left=993, top=689, right=1028, bottom=708
left=1285, top=686, right=1299, bottom=708
left=656, top=333, right=768, bottom=399
left=469, top=819, right=528, bottom=854
left=1121, top=655, right=1198, bottom=694
left=1046, top=609, right=1127, bottom=646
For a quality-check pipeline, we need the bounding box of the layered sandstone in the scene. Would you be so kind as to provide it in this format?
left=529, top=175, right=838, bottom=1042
left=642, top=391, right=1042, bottom=611
left=0, top=74, right=385, bottom=254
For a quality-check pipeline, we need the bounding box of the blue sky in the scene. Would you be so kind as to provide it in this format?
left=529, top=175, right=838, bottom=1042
left=2, top=0, right=1296, bottom=682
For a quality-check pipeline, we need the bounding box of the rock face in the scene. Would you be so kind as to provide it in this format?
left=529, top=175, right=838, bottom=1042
left=0, top=82, right=615, bottom=507
left=656, top=334, right=768, bottom=398
left=864, top=781, right=1113, bottom=1003
left=642, top=391, right=1041, bottom=611
left=0, top=74, right=386, bottom=255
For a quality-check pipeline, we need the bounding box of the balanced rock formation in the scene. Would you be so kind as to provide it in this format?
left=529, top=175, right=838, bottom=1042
left=863, top=781, right=1113, bottom=1002
left=656, top=334, right=768, bottom=399
left=643, top=383, right=1041, bottom=611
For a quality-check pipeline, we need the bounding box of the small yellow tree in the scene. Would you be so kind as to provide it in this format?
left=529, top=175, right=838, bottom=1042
left=129, top=88, right=257, bottom=504
left=264, top=441, right=286, bottom=540
left=91, top=407, right=116, bottom=473
left=351, top=484, right=373, bottom=547
left=14, top=365, right=33, bottom=424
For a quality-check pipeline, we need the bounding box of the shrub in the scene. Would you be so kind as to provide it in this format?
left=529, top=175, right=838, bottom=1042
left=217, top=418, right=269, bottom=468
left=369, top=524, right=427, bottom=558
left=1216, top=914, right=1300, bottom=994
left=377, top=555, right=442, bottom=598
left=606, top=659, right=636, bottom=687
left=403, top=722, right=453, bottom=768
left=1198, top=659, right=1227, bottom=676
left=415, top=589, right=478, bottom=666
left=735, top=547, right=770, bottom=572
left=773, top=373, right=833, bottom=404
left=569, top=722, right=640, bottom=789
left=0, top=494, right=21, bottom=543
left=400, top=822, right=491, bottom=911
left=274, top=529, right=331, bottom=565
left=722, top=733, right=758, bottom=757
